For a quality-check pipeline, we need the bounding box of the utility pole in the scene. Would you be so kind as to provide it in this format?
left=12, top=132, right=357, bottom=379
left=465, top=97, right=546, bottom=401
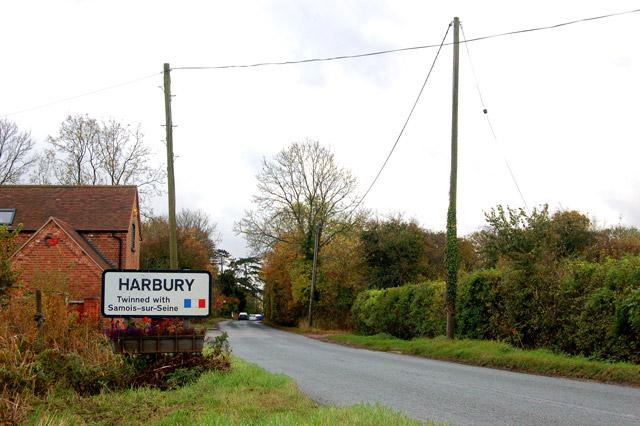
left=445, top=17, right=460, bottom=340
left=163, top=63, right=178, bottom=270
left=308, top=223, right=320, bottom=328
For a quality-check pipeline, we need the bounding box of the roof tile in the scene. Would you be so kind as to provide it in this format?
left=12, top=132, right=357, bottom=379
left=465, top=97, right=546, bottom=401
left=0, top=185, right=138, bottom=231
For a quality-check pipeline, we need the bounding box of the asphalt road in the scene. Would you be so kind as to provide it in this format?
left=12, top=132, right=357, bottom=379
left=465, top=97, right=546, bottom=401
left=216, top=321, right=640, bottom=426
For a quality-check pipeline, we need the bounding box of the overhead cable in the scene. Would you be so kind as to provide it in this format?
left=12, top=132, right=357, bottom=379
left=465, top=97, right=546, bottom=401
left=1, top=72, right=162, bottom=118
left=173, top=8, right=640, bottom=71
left=461, top=24, right=531, bottom=214
left=358, top=22, right=451, bottom=207
left=4, top=8, right=638, bottom=117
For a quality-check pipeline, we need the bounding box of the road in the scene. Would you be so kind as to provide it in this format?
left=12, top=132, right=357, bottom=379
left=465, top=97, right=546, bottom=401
left=216, top=321, right=640, bottom=426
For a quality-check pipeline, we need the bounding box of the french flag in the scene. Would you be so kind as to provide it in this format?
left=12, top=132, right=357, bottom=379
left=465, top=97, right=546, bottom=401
left=184, top=299, right=206, bottom=308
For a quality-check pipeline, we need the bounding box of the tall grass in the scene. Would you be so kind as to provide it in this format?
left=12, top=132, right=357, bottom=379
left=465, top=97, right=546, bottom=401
left=0, top=273, right=128, bottom=424
left=32, top=358, right=441, bottom=426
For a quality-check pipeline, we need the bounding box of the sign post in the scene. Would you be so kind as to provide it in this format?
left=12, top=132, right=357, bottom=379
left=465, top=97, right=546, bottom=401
left=102, top=270, right=212, bottom=318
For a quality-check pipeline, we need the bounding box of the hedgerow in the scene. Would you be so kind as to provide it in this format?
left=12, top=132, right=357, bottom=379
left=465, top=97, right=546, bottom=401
left=350, top=281, right=445, bottom=339
left=456, top=256, right=640, bottom=363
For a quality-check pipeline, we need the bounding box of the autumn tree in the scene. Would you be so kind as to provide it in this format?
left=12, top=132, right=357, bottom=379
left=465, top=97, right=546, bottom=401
left=261, top=240, right=305, bottom=325
left=177, top=208, right=221, bottom=259
left=140, top=209, right=219, bottom=272
left=314, top=232, right=366, bottom=328
left=588, top=224, right=640, bottom=261
left=41, top=114, right=165, bottom=209
left=0, top=118, right=37, bottom=184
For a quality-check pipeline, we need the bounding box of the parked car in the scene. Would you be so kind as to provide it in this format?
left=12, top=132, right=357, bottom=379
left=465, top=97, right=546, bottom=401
left=237, top=312, right=248, bottom=320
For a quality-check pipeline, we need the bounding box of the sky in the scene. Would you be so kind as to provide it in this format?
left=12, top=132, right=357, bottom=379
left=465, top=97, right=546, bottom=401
left=2, top=1, right=640, bottom=258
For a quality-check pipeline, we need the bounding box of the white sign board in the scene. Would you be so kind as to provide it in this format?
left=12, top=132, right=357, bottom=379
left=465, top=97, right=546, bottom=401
left=102, top=270, right=212, bottom=318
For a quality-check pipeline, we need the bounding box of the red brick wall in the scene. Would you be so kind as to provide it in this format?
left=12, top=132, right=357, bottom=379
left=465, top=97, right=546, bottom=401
left=82, top=232, right=126, bottom=269
left=13, top=221, right=103, bottom=300
left=15, top=230, right=138, bottom=270
left=69, top=298, right=101, bottom=324
left=14, top=233, right=31, bottom=250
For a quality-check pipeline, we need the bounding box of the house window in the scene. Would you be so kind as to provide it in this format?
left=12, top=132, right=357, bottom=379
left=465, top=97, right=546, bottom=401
left=0, top=209, right=16, bottom=225
left=131, top=222, right=136, bottom=252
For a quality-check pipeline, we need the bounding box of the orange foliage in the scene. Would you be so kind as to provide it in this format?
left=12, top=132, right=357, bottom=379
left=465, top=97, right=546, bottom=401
left=261, top=241, right=304, bottom=325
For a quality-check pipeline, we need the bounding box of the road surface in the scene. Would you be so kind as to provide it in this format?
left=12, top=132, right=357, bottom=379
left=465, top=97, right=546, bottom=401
left=216, top=321, right=640, bottom=426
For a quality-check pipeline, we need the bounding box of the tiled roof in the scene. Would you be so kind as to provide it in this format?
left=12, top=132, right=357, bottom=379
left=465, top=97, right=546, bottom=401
left=0, top=185, right=138, bottom=232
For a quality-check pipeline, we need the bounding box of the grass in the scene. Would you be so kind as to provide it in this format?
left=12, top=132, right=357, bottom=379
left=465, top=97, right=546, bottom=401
left=327, top=333, right=640, bottom=386
left=27, top=356, right=442, bottom=426
left=261, top=319, right=343, bottom=336
left=193, top=317, right=230, bottom=329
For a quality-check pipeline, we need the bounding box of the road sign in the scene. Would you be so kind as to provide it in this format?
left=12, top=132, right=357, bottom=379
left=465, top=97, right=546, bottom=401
left=102, top=270, right=212, bottom=318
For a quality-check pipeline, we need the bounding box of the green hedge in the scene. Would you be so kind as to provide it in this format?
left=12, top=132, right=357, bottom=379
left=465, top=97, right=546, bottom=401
left=351, top=257, right=640, bottom=363
left=456, top=256, right=640, bottom=363
left=350, top=281, right=445, bottom=339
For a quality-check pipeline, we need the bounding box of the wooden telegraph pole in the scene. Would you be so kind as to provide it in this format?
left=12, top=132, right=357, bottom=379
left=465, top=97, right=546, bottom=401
left=163, top=63, right=178, bottom=270
left=445, top=17, right=460, bottom=340
left=308, top=223, right=320, bottom=328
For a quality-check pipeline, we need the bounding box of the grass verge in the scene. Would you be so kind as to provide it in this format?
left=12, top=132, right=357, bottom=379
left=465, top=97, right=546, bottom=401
left=327, top=334, right=640, bottom=386
left=29, top=356, right=442, bottom=426
left=193, top=317, right=230, bottom=329
left=261, top=319, right=342, bottom=336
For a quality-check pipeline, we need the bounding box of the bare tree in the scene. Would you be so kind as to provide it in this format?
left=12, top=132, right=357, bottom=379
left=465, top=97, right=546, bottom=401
left=44, top=114, right=165, bottom=210
left=48, top=114, right=101, bottom=185
left=234, top=139, right=361, bottom=259
left=0, top=118, right=37, bottom=184
left=30, top=149, right=55, bottom=185
left=97, top=118, right=164, bottom=188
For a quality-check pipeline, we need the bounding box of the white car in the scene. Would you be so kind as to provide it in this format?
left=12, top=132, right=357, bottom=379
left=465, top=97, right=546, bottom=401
left=248, top=314, right=257, bottom=321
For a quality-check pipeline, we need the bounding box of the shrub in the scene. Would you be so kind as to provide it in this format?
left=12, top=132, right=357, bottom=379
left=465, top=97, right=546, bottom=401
left=350, top=281, right=445, bottom=339
left=455, top=256, right=640, bottom=363
left=558, top=256, right=640, bottom=363
left=456, top=269, right=505, bottom=341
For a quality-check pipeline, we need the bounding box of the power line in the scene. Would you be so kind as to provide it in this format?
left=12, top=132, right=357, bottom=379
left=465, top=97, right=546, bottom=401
left=172, top=8, right=640, bottom=71
left=173, top=44, right=443, bottom=70
left=358, top=23, right=451, bottom=207
left=5, top=8, right=638, bottom=118
left=1, top=72, right=162, bottom=118
left=460, top=24, right=530, bottom=214
left=322, top=23, right=451, bottom=245
left=464, top=8, right=640, bottom=45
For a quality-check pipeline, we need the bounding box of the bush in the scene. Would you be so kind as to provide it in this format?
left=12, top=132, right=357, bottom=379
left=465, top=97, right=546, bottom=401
left=455, top=256, right=640, bottom=363
left=456, top=269, right=505, bottom=341
left=557, top=256, right=640, bottom=363
left=350, top=281, right=445, bottom=339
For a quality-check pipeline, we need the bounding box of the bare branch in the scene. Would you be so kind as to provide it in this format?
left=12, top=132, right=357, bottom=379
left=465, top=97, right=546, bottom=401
left=234, top=139, right=362, bottom=258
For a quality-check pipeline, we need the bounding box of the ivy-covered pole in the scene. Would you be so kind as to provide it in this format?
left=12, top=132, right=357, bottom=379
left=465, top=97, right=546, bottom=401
left=445, top=17, right=460, bottom=340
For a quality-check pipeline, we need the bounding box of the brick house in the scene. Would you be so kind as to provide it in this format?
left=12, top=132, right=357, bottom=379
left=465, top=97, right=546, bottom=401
left=0, top=185, right=141, bottom=324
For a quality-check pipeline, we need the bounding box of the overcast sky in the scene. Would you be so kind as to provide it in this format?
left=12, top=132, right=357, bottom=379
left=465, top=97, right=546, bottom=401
left=2, top=1, right=640, bottom=258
